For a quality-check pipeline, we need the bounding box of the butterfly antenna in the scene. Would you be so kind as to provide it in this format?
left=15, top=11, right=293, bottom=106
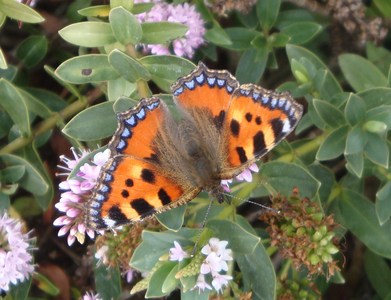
left=220, top=191, right=280, bottom=214
left=191, top=198, right=213, bottom=257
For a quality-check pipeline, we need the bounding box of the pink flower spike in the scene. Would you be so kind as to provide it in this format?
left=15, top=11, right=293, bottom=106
left=169, top=241, right=189, bottom=262
left=192, top=274, right=212, bottom=293
left=200, top=252, right=222, bottom=274
left=211, top=273, right=233, bottom=293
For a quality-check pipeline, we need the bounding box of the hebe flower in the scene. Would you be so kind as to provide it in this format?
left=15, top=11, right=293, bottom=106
left=135, top=0, right=205, bottom=58
left=221, top=163, right=259, bottom=192
left=0, top=213, right=34, bottom=292
left=81, top=291, right=102, bottom=300
left=54, top=148, right=110, bottom=246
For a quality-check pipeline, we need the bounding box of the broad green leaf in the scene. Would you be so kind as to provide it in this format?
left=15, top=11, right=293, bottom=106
left=62, top=102, right=116, bottom=141
left=236, top=48, right=268, bottom=83
left=156, top=205, right=186, bottom=231
left=345, top=125, right=367, bottom=155
left=9, top=275, right=32, bottom=300
left=256, top=0, right=281, bottom=32
left=260, top=161, right=320, bottom=198
left=44, top=65, right=81, bottom=98
left=346, top=153, right=364, bottom=178
left=366, top=43, right=391, bottom=76
left=146, top=262, right=177, bottom=297
left=59, top=22, right=116, bottom=47
left=0, top=154, right=49, bottom=196
left=181, top=288, right=209, bottom=300
left=109, top=7, right=142, bottom=45
left=55, top=54, right=119, bottom=84
left=358, top=87, right=391, bottom=109
left=78, top=5, right=110, bottom=17
left=140, top=55, right=195, bottom=92
left=94, top=259, right=121, bottom=299
left=373, top=0, right=391, bottom=18
left=224, top=28, right=259, bottom=50
left=162, top=264, right=180, bottom=294
left=275, top=9, right=316, bottom=29
left=131, top=2, right=154, bottom=14
left=108, top=49, right=150, bottom=82
left=24, top=87, right=67, bottom=112
left=316, top=126, right=349, bottom=160
left=110, top=0, right=133, bottom=10
left=19, top=89, right=53, bottom=119
left=280, top=22, right=322, bottom=45
left=333, top=189, right=391, bottom=258
left=1, top=165, right=25, bottom=182
left=141, top=22, right=188, bottom=44
left=207, top=219, right=260, bottom=254
left=339, top=54, right=387, bottom=92
left=16, top=35, right=48, bottom=68
left=204, top=21, right=232, bottom=46
left=268, top=32, right=290, bottom=48
left=0, top=79, right=30, bottom=135
left=364, top=133, right=389, bottom=168
left=66, top=0, right=92, bottom=22
left=364, top=250, right=391, bottom=298
left=376, top=182, right=391, bottom=225
left=313, top=98, right=345, bottom=128
left=236, top=242, right=276, bottom=300
left=0, top=0, right=44, bottom=23
left=113, top=97, right=139, bottom=113
left=344, top=93, right=366, bottom=126
left=308, top=163, right=335, bottom=204
left=107, top=77, right=136, bottom=101
left=366, top=105, right=391, bottom=127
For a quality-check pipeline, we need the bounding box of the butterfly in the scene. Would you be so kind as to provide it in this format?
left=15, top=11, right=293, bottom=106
left=86, top=63, right=303, bottom=229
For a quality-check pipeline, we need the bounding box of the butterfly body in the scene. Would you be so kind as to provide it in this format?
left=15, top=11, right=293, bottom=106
left=86, top=63, right=303, bottom=230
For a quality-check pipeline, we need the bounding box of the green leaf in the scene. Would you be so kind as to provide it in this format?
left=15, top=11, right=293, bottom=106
left=280, top=22, right=322, bottom=45
left=108, top=49, right=150, bottom=82
left=346, top=153, right=364, bottom=178
left=113, top=97, right=139, bottom=113
left=24, top=87, right=67, bottom=112
left=268, top=32, right=290, bottom=48
left=316, top=126, right=349, bottom=160
left=1, top=165, right=25, bottom=182
left=16, top=35, right=48, bottom=68
left=141, top=22, right=188, bottom=44
left=364, top=250, right=391, bottom=298
left=376, top=182, right=391, bottom=225
left=140, top=55, right=195, bottom=92
left=131, top=2, right=154, bottom=14
left=207, top=219, right=260, bottom=254
left=0, top=78, right=30, bottom=135
left=358, top=87, right=391, bottom=110
left=55, top=54, right=119, bottom=84
left=334, top=189, right=391, bottom=258
left=256, top=0, right=281, bottom=32
left=162, top=264, right=180, bottom=294
left=146, top=262, right=177, bottom=297
left=236, top=242, right=276, bottom=300
left=94, top=260, right=121, bottom=299
left=313, top=98, right=345, bottom=128
left=156, top=205, right=186, bottom=231
left=78, top=5, right=110, bottom=17
left=0, top=0, right=44, bottom=23
left=107, top=77, right=136, bottom=101
left=308, top=163, right=335, bottom=204
left=344, top=93, right=366, bottom=126
left=110, top=0, right=133, bottom=10
left=0, top=47, right=7, bottom=69
left=59, top=22, right=116, bottom=47
left=204, top=21, right=232, bottom=46
left=364, top=133, right=389, bottom=168
left=19, top=89, right=53, bottom=119
left=109, top=7, right=142, bottom=45
left=373, top=0, right=391, bottom=18
left=345, top=125, right=367, bottom=155
left=223, top=28, right=259, bottom=50
left=9, top=275, right=32, bottom=300
left=33, top=273, right=59, bottom=296
left=235, top=48, right=268, bottom=83
left=63, top=102, right=116, bottom=141
left=366, top=105, right=391, bottom=128
left=181, top=288, right=209, bottom=300
left=0, top=154, right=49, bottom=196
left=339, top=54, right=387, bottom=92
left=260, top=161, right=320, bottom=198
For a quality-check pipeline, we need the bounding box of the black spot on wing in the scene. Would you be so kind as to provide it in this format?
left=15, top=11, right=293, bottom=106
left=141, top=168, right=155, bottom=183
left=253, top=131, right=267, bottom=155
left=108, top=206, right=128, bottom=225
left=255, top=116, right=262, bottom=125
left=131, top=198, right=156, bottom=217
left=236, top=147, right=248, bottom=163
left=271, top=118, right=284, bottom=140
left=230, top=119, right=240, bottom=137
left=125, top=179, right=133, bottom=187
left=145, top=153, right=160, bottom=164
left=245, top=113, right=252, bottom=122
left=121, top=190, right=129, bottom=198
left=158, top=188, right=171, bottom=205
left=214, top=110, right=225, bottom=130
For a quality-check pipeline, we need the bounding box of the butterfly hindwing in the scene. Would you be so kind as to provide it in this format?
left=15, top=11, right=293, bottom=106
left=222, top=84, right=303, bottom=176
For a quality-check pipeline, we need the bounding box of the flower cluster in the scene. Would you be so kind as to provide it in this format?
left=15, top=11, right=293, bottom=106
left=0, top=213, right=35, bottom=292
left=277, top=278, right=320, bottom=300
left=260, top=189, right=340, bottom=278
left=221, top=162, right=259, bottom=192
left=135, top=0, right=205, bottom=58
left=169, top=238, right=233, bottom=294
left=54, top=148, right=110, bottom=246
left=81, top=291, right=102, bottom=300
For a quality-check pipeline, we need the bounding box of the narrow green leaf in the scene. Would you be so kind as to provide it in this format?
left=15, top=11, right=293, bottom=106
left=235, top=48, right=268, bottom=83
left=44, top=65, right=81, bottom=98
left=280, top=22, right=322, bottom=45
left=366, top=105, right=391, bottom=127
left=364, top=250, right=391, bottom=298
left=346, top=153, right=364, bottom=178
left=9, top=275, right=32, bottom=300
left=339, top=54, right=387, bottom=92
left=16, top=35, right=48, bottom=68
left=156, top=205, right=186, bottom=231
left=146, top=262, right=177, bottom=298
left=140, top=55, right=195, bottom=92
left=55, top=54, right=119, bottom=84
left=33, top=273, right=59, bottom=296
left=0, top=0, right=44, bottom=23
left=316, top=126, right=349, bottom=160
left=141, top=22, right=188, bottom=44
left=344, top=93, right=366, bottom=126
left=109, top=7, right=142, bottom=45
left=162, top=264, right=180, bottom=294
left=19, top=89, right=53, bottom=119
left=107, top=77, right=136, bottom=101
left=313, top=98, right=345, bottom=128
left=364, top=133, right=389, bottom=168
left=59, top=22, right=116, bottom=47
left=345, top=125, right=367, bottom=155
left=0, top=78, right=30, bottom=135
left=224, top=28, right=259, bottom=50
left=62, top=102, right=116, bottom=141
left=94, top=260, right=121, bottom=299
left=109, top=49, right=150, bottom=82
left=256, top=0, right=281, bottom=32
left=334, top=189, right=391, bottom=258
left=204, top=21, right=232, bottom=46
left=110, top=0, right=133, bottom=10
left=131, top=2, right=154, bottom=14
left=24, top=87, right=67, bottom=112
left=1, top=165, right=25, bottom=182
left=358, top=87, right=391, bottom=110
left=182, top=288, right=209, bottom=300
left=78, top=5, right=110, bottom=17
left=376, top=182, right=391, bottom=225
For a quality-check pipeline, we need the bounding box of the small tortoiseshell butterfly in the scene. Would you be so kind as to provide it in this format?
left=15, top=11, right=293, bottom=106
left=86, top=63, right=303, bottom=229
